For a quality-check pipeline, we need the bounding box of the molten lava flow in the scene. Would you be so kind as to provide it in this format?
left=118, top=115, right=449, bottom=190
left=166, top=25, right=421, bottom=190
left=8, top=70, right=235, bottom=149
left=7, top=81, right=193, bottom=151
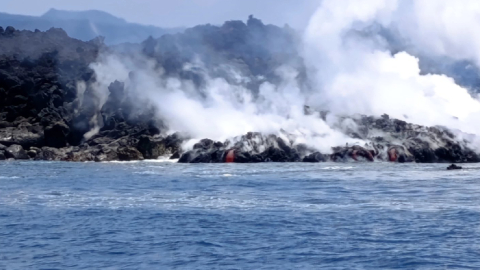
left=351, top=150, right=358, bottom=161
left=388, top=148, right=397, bottom=162
left=226, top=150, right=235, bottom=163
left=366, top=151, right=374, bottom=162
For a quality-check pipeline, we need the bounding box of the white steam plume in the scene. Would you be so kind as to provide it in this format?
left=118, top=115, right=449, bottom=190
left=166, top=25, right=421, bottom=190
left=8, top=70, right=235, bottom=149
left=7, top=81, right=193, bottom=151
left=305, top=0, right=480, bottom=135
left=88, top=0, right=480, bottom=153
left=394, top=0, right=480, bottom=65
left=89, top=53, right=359, bottom=153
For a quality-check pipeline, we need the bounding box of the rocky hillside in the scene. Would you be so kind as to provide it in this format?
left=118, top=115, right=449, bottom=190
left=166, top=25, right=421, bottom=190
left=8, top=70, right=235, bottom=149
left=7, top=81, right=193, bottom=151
left=0, top=20, right=478, bottom=163
left=139, top=15, right=304, bottom=91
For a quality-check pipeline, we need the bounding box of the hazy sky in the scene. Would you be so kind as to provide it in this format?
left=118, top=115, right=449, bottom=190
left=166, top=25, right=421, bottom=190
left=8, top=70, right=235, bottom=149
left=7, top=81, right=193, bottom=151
left=2, top=0, right=321, bottom=29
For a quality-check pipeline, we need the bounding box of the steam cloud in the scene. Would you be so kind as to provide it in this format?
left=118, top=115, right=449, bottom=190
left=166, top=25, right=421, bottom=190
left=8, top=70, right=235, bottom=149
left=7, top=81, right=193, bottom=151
left=88, top=0, right=480, bottom=153
left=305, top=0, right=480, bottom=135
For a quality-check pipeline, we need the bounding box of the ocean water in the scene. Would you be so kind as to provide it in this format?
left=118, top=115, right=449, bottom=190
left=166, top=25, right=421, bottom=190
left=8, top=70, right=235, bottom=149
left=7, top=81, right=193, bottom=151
left=0, top=161, right=479, bottom=270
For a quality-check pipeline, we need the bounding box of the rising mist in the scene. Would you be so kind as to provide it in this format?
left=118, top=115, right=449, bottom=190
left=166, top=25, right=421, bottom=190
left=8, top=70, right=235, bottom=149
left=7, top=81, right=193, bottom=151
left=85, top=0, right=480, bottom=153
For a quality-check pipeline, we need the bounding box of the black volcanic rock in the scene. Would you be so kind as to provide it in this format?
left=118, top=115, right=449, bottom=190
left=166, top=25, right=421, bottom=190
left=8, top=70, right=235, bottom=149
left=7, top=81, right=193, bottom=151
left=44, top=121, right=70, bottom=148
left=303, top=152, right=328, bottom=163
left=316, top=111, right=480, bottom=164
left=5, top=144, right=29, bottom=160
left=35, top=146, right=67, bottom=161
left=0, top=26, right=101, bottom=149
left=261, top=146, right=290, bottom=162
left=137, top=135, right=168, bottom=159
left=179, top=133, right=303, bottom=164
left=179, top=139, right=225, bottom=163
left=447, top=164, right=462, bottom=170
left=4, top=26, right=15, bottom=36
left=117, top=146, right=144, bottom=161
left=0, top=124, right=44, bottom=148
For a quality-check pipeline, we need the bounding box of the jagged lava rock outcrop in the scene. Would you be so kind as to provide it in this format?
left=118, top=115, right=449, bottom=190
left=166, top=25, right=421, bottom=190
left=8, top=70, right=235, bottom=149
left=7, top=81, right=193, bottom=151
left=0, top=26, right=179, bottom=161
left=178, top=133, right=304, bottom=164
left=343, top=113, right=480, bottom=163
left=178, top=113, right=480, bottom=164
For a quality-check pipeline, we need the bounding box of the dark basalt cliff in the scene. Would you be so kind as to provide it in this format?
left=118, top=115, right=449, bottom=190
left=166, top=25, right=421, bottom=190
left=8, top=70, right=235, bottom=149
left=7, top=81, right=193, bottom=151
left=0, top=20, right=478, bottom=163
left=0, top=26, right=100, bottom=148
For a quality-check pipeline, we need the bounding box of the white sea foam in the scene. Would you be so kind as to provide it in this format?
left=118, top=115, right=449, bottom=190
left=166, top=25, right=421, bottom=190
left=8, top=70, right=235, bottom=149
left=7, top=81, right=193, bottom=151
left=322, top=166, right=354, bottom=170
left=150, top=157, right=179, bottom=163
left=0, top=176, right=20, bottom=179
left=105, top=161, right=142, bottom=164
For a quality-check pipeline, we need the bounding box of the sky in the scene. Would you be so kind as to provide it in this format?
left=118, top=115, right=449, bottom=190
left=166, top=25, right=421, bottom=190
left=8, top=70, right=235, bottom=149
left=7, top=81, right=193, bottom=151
left=2, top=0, right=321, bottom=29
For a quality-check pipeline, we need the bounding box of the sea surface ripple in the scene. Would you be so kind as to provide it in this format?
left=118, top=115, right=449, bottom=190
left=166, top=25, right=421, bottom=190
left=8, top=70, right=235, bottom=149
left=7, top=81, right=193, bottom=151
left=1, top=161, right=479, bottom=269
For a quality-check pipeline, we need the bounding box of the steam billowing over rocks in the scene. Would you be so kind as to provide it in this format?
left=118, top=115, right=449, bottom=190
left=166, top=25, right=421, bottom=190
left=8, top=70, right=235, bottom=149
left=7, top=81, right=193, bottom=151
left=0, top=17, right=479, bottom=164
left=177, top=112, right=479, bottom=164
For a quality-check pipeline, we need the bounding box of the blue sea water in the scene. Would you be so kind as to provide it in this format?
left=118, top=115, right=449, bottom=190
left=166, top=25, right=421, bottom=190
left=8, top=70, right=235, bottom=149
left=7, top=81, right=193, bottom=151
left=0, top=161, right=479, bottom=270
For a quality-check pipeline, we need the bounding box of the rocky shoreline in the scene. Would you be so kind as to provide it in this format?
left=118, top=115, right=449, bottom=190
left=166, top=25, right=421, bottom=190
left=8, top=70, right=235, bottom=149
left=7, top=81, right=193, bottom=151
left=0, top=24, right=479, bottom=164
left=1, top=112, right=478, bottom=164
left=176, top=112, right=479, bottom=164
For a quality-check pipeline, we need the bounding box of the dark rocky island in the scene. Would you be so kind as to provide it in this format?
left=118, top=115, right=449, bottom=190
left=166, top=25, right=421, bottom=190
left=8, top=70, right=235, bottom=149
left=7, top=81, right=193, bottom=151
left=447, top=164, right=463, bottom=170
left=0, top=18, right=479, bottom=164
